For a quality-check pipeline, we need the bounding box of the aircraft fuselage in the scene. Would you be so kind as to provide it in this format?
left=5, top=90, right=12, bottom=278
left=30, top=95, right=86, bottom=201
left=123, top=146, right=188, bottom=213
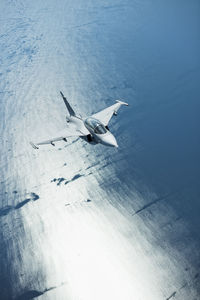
left=67, top=116, right=118, bottom=148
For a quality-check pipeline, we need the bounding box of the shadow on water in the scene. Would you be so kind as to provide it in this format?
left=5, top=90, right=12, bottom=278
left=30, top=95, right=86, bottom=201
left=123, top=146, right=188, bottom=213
left=15, top=199, right=31, bottom=209
left=51, top=173, right=84, bottom=186
left=0, top=206, right=13, bottom=216
left=132, top=191, right=178, bottom=216
left=15, top=286, right=56, bottom=300
left=0, top=193, right=40, bottom=217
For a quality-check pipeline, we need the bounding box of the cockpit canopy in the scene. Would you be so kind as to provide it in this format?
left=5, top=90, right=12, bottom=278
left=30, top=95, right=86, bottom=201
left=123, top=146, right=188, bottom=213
left=84, top=117, right=107, bottom=134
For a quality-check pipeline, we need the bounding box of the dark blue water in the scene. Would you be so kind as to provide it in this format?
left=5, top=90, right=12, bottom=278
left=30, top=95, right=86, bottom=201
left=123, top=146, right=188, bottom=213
left=0, top=1, right=200, bottom=299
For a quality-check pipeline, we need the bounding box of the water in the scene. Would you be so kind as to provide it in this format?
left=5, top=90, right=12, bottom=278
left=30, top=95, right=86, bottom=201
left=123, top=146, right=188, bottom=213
left=0, top=0, right=200, bottom=299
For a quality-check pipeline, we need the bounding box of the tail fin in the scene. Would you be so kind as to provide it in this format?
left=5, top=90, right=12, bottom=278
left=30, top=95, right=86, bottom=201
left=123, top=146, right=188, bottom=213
left=60, top=91, right=75, bottom=116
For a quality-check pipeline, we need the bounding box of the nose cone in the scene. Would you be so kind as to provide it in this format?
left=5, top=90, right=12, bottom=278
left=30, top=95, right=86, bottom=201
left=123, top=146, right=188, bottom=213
left=112, top=138, right=118, bottom=148
left=101, top=134, right=118, bottom=148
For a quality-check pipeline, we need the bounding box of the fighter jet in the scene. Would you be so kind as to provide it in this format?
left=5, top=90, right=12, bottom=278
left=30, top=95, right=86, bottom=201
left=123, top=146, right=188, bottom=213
left=30, top=92, right=128, bottom=149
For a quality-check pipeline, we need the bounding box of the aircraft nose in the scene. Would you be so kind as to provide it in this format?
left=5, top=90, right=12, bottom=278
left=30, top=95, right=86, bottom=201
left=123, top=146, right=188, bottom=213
left=112, top=138, right=118, bottom=148
left=102, top=134, right=118, bottom=148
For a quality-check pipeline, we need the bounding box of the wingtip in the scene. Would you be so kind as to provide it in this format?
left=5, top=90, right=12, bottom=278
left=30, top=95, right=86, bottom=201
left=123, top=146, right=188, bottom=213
left=116, top=100, right=129, bottom=106
left=30, top=141, right=39, bottom=149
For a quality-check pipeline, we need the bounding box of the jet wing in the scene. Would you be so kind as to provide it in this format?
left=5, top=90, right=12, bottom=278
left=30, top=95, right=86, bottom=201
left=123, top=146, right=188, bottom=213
left=91, top=100, right=128, bottom=126
left=30, top=127, right=86, bottom=149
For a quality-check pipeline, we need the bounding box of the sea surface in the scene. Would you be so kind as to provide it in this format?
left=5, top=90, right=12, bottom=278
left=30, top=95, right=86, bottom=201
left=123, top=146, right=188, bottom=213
left=0, top=0, right=200, bottom=299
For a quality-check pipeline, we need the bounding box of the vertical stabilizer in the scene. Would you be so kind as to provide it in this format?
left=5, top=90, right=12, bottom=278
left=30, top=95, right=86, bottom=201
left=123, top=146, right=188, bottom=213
left=60, top=91, right=75, bottom=116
